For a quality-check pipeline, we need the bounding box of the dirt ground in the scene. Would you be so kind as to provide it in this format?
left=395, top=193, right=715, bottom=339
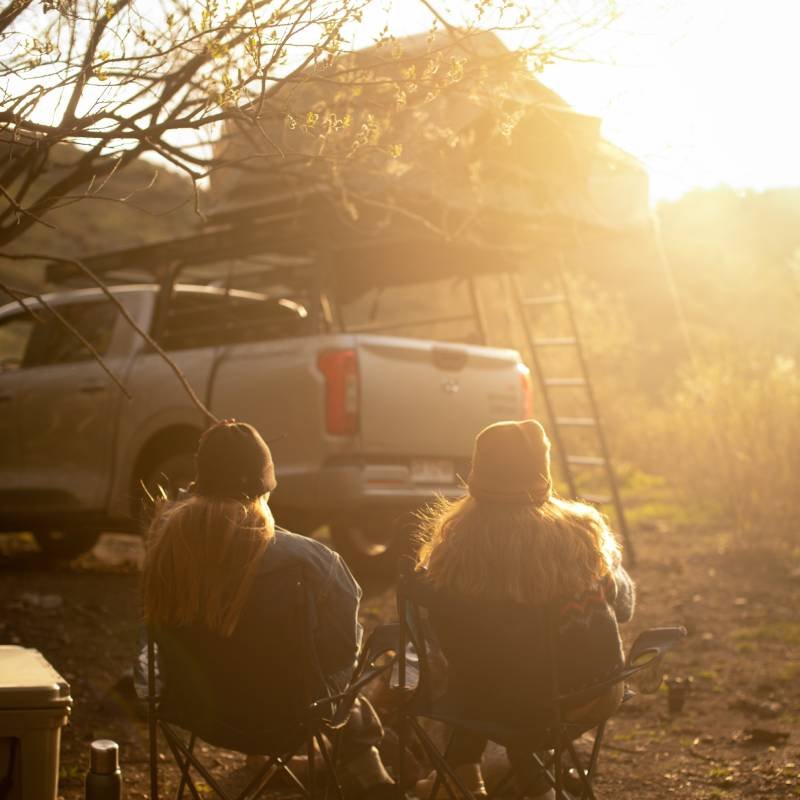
left=0, top=518, right=798, bottom=799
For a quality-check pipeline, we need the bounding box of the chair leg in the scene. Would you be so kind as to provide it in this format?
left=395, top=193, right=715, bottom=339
left=518, top=751, right=556, bottom=800
left=176, top=734, right=196, bottom=800
left=326, top=728, right=344, bottom=800
left=316, top=733, right=344, bottom=800
left=233, top=756, right=279, bottom=800
left=588, top=721, right=606, bottom=776
left=308, top=736, right=317, bottom=800
left=148, top=711, right=159, bottom=800
left=426, top=729, right=456, bottom=800
left=407, top=718, right=466, bottom=800
left=276, top=754, right=312, bottom=799
left=566, top=741, right=598, bottom=800
left=554, top=740, right=564, bottom=800
left=162, top=724, right=231, bottom=800
left=160, top=726, right=205, bottom=800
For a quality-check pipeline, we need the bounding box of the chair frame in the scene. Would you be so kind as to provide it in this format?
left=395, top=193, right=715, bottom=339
left=146, top=574, right=397, bottom=800
left=394, top=573, right=685, bottom=800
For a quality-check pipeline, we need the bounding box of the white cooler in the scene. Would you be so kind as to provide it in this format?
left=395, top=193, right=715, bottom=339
left=0, top=646, right=72, bottom=799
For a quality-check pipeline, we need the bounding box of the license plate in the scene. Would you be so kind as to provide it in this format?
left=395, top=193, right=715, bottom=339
left=410, top=459, right=455, bottom=485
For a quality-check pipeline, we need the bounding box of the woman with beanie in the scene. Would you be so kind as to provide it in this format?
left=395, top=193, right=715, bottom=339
left=141, top=420, right=398, bottom=800
left=413, top=419, right=635, bottom=800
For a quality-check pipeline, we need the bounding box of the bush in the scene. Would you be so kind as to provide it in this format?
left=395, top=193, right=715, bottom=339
left=650, top=350, right=800, bottom=539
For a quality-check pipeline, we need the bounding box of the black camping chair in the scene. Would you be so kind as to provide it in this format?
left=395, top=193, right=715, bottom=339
left=394, top=571, right=685, bottom=800
left=145, top=567, right=397, bottom=800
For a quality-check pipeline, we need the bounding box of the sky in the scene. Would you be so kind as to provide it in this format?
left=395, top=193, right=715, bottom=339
left=538, top=1, right=800, bottom=201
left=359, top=0, right=800, bottom=202
left=10, top=0, right=800, bottom=204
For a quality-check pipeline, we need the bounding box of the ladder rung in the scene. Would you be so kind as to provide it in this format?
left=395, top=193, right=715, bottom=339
left=555, top=417, right=596, bottom=427
left=543, top=378, right=586, bottom=387
left=567, top=455, right=606, bottom=467
left=533, top=337, right=577, bottom=347
left=522, top=294, right=565, bottom=306
left=581, top=493, right=612, bottom=505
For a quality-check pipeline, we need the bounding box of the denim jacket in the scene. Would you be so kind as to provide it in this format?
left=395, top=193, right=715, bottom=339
left=256, top=527, right=363, bottom=686
left=135, top=527, right=362, bottom=700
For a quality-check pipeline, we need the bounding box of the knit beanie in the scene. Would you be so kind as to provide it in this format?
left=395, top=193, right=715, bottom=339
left=467, top=419, right=552, bottom=506
left=195, top=421, right=277, bottom=501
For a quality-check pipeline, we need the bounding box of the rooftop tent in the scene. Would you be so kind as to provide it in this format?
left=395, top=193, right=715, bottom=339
left=47, top=30, right=649, bottom=292
left=210, top=28, right=650, bottom=254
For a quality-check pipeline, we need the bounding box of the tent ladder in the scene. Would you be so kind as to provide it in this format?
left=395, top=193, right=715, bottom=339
left=506, top=261, right=635, bottom=565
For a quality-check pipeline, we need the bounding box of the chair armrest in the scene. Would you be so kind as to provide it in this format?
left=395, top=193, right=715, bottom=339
left=625, top=627, right=687, bottom=669
left=308, top=661, right=394, bottom=714
left=622, top=626, right=687, bottom=694
left=558, top=626, right=687, bottom=708
left=308, top=624, right=400, bottom=728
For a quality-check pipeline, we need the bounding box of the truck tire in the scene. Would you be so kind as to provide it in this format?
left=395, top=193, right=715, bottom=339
left=138, top=451, right=196, bottom=529
left=33, top=529, right=101, bottom=560
left=329, top=511, right=415, bottom=578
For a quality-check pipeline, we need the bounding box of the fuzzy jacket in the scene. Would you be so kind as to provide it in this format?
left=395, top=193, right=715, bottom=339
left=416, top=563, right=636, bottom=727
left=555, top=562, right=636, bottom=699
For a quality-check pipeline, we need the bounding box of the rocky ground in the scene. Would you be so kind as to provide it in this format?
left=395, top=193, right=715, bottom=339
left=0, top=517, right=798, bottom=799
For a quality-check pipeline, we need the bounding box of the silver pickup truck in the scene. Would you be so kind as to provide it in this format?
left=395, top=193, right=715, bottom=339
left=0, top=280, right=532, bottom=571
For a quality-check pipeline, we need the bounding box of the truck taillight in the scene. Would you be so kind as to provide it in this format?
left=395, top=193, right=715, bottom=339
left=518, top=362, right=534, bottom=419
left=318, top=349, right=359, bottom=435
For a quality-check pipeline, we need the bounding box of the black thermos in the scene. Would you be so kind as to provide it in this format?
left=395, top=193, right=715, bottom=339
left=85, top=740, right=122, bottom=799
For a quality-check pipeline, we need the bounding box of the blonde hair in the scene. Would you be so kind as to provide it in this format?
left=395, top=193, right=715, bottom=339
left=416, top=494, right=621, bottom=606
left=143, top=494, right=275, bottom=637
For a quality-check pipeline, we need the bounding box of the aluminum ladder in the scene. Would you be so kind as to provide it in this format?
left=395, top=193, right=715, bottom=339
left=506, top=266, right=635, bottom=564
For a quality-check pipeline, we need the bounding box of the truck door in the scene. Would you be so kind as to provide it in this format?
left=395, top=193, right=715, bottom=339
left=12, top=298, right=129, bottom=513
left=0, top=309, right=37, bottom=507
left=205, top=292, right=318, bottom=488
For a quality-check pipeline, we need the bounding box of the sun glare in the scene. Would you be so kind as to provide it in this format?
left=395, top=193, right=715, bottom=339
left=537, top=0, right=800, bottom=200
left=355, top=1, right=800, bottom=202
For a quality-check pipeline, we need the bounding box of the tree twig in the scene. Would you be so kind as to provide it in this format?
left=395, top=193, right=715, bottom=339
left=0, top=281, right=132, bottom=398
left=0, top=281, right=45, bottom=322
left=0, top=183, right=56, bottom=230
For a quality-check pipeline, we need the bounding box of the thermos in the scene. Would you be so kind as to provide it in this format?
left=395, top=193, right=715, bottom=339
left=85, top=740, right=122, bottom=800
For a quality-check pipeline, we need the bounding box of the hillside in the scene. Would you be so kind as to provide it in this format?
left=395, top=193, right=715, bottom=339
left=1, top=144, right=198, bottom=293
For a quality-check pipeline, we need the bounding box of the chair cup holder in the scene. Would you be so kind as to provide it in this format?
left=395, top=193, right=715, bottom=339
left=628, top=652, right=666, bottom=694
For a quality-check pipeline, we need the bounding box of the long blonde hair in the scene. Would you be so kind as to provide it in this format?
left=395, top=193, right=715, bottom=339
left=143, top=494, right=275, bottom=637
left=416, top=493, right=621, bottom=606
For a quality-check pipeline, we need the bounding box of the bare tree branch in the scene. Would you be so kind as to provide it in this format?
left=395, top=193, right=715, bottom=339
left=0, top=280, right=44, bottom=322
left=0, top=182, right=57, bottom=229
left=0, top=281, right=132, bottom=398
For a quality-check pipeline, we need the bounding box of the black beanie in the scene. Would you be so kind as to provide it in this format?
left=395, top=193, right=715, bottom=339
left=467, top=419, right=552, bottom=506
left=195, top=421, right=277, bottom=501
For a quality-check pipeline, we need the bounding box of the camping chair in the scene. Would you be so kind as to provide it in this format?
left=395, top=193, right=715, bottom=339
left=394, top=571, right=685, bottom=800
left=145, top=567, right=397, bottom=800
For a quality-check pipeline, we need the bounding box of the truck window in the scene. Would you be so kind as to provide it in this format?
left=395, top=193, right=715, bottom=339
left=23, top=301, right=116, bottom=367
left=0, top=312, right=35, bottom=372
left=160, top=290, right=308, bottom=351
left=337, top=277, right=480, bottom=343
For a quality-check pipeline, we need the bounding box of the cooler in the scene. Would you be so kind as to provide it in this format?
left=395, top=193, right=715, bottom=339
left=0, top=646, right=72, bottom=800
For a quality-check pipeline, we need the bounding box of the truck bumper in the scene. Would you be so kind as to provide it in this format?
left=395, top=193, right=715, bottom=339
left=273, top=458, right=469, bottom=514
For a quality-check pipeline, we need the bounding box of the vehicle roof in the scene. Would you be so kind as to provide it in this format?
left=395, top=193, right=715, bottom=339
left=0, top=283, right=281, bottom=317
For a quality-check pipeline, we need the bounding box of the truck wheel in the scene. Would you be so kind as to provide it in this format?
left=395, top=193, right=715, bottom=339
left=139, top=451, right=196, bottom=529
left=329, top=511, right=414, bottom=578
left=33, top=529, right=101, bottom=560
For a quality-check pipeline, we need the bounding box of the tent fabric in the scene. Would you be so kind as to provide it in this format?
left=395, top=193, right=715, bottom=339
left=211, top=29, right=649, bottom=242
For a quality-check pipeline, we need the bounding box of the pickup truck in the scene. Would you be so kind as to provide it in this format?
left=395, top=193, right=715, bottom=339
left=0, top=280, right=532, bottom=571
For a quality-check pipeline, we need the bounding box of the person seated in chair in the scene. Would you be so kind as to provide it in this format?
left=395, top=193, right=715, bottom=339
left=141, top=420, right=398, bottom=800
left=413, top=419, right=635, bottom=800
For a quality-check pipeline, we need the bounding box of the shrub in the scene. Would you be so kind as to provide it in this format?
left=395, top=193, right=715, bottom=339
left=651, top=349, right=800, bottom=539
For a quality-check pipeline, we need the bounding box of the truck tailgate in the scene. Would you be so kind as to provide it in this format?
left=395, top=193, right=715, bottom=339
left=356, top=336, right=524, bottom=459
